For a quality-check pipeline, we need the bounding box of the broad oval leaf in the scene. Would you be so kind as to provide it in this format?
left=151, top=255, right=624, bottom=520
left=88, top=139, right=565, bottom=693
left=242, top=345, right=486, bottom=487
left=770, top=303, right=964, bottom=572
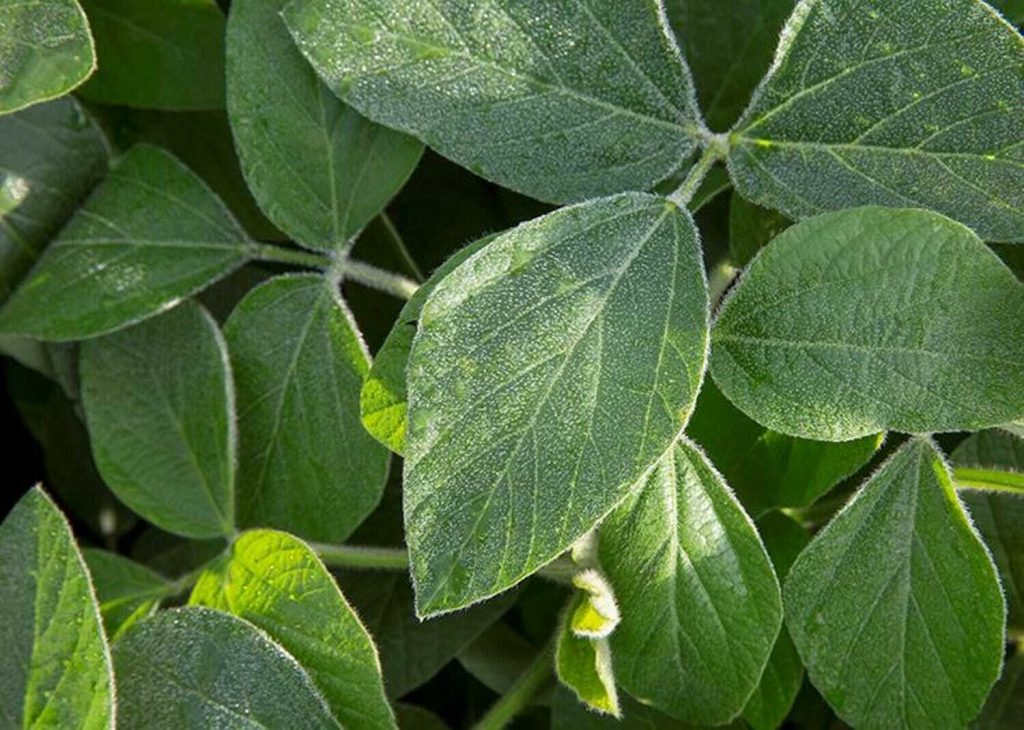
left=114, top=607, right=339, bottom=728
left=785, top=438, right=1005, bottom=727
left=0, top=487, right=113, bottom=729
left=227, top=0, right=421, bottom=251
left=190, top=530, right=395, bottom=730
left=80, top=301, right=236, bottom=538
left=83, top=549, right=174, bottom=641
left=404, top=193, right=709, bottom=616
left=728, top=0, right=1024, bottom=242
left=711, top=207, right=1024, bottom=441
left=284, top=0, right=702, bottom=204
left=0, top=96, right=108, bottom=300
left=0, top=0, right=95, bottom=114
left=0, top=144, right=253, bottom=341
left=599, top=438, right=782, bottom=725
left=225, top=274, right=389, bottom=542
left=78, top=0, right=226, bottom=110
left=555, top=596, right=620, bottom=717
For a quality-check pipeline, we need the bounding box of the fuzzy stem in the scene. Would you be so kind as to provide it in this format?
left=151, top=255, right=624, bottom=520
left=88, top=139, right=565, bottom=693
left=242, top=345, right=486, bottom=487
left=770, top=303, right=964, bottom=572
left=953, top=467, right=1024, bottom=495
left=668, top=136, right=729, bottom=208
left=312, top=543, right=411, bottom=571
left=338, top=258, right=420, bottom=300
left=381, top=212, right=424, bottom=282
left=473, top=641, right=554, bottom=730
left=253, top=243, right=332, bottom=270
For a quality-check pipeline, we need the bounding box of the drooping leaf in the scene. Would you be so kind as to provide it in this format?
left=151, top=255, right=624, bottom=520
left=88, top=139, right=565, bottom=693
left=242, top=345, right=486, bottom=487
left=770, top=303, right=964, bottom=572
left=556, top=594, right=619, bottom=717
left=190, top=530, right=394, bottom=730
left=712, top=206, right=1024, bottom=441
left=77, top=0, right=226, bottom=109
left=951, top=429, right=1024, bottom=629
left=114, top=607, right=339, bottom=728
left=0, top=96, right=107, bottom=300
left=728, top=0, right=1024, bottom=242
left=360, top=234, right=492, bottom=454
left=404, top=194, right=709, bottom=616
left=284, top=0, right=703, bottom=204
left=599, top=438, right=782, bottom=724
left=0, top=487, right=113, bottom=729
left=0, top=0, right=95, bottom=114
left=665, top=0, right=795, bottom=130
left=83, top=549, right=174, bottom=641
left=225, top=274, right=389, bottom=542
left=686, top=379, right=882, bottom=515
left=728, top=191, right=792, bottom=269
left=80, top=301, right=236, bottom=538
left=785, top=438, right=1005, bottom=727
left=0, top=144, right=253, bottom=341
left=339, top=571, right=516, bottom=698
left=973, top=652, right=1024, bottom=729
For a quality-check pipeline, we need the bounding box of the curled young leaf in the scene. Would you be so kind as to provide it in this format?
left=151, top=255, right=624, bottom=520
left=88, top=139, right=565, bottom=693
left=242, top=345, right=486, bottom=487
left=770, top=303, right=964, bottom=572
left=556, top=594, right=620, bottom=718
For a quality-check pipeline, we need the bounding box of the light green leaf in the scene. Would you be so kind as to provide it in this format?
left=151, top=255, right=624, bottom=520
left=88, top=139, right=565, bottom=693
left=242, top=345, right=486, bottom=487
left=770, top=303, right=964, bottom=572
left=78, top=0, right=225, bottom=110
left=82, top=549, right=174, bottom=641
left=0, top=0, right=95, bottom=114
left=952, top=429, right=1024, bottom=629
left=284, top=0, right=702, bottom=204
left=0, top=144, right=253, bottom=341
left=0, top=96, right=107, bottom=300
left=728, top=0, right=1024, bottom=242
left=728, top=191, right=792, bottom=269
left=114, top=607, right=340, bottom=728
left=339, top=571, right=516, bottom=698
left=225, top=274, right=389, bottom=542
left=785, top=438, right=1005, bottom=727
left=556, top=595, right=620, bottom=717
left=599, top=438, right=781, bottom=724
left=404, top=193, right=708, bottom=616
left=360, top=234, right=492, bottom=455
left=0, top=487, right=113, bottom=729
left=712, top=206, right=1024, bottom=441
left=226, top=0, right=421, bottom=251
left=973, top=652, right=1024, bottom=729
left=189, top=530, right=394, bottom=730
left=80, top=301, right=235, bottom=538
left=665, top=0, right=795, bottom=130
left=686, top=379, right=882, bottom=515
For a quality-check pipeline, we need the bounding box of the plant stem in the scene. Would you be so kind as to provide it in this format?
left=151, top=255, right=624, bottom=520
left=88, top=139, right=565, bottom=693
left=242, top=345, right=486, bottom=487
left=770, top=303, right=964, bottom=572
left=953, top=467, right=1024, bottom=495
left=312, top=543, right=411, bottom=571
left=381, top=211, right=424, bottom=282
left=339, top=258, right=420, bottom=300
left=668, top=136, right=729, bottom=209
left=253, top=242, right=332, bottom=270
left=473, top=640, right=555, bottom=730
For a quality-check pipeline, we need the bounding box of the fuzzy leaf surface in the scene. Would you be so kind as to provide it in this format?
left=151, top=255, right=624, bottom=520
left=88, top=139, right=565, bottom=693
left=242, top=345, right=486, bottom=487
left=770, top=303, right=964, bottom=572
left=82, top=549, right=173, bottom=641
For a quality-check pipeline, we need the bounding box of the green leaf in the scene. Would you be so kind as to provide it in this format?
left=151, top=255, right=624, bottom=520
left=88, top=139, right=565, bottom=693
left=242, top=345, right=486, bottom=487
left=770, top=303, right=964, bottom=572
left=711, top=206, right=1024, bottom=441
left=77, top=0, right=225, bottom=110
left=951, top=429, right=1024, bottom=629
left=686, top=379, right=882, bottom=515
left=665, top=0, right=795, bottom=130
left=114, top=607, right=340, bottom=728
left=360, top=234, right=493, bottom=454
left=226, top=0, right=421, bottom=251
left=0, top=97, right=107, bottom=300
left=404, top=193, right=708, bottom=616
left=457, top=622, right=538, bottom=696
left=991, top=0, right=1024, bottom=25
left=82, top=549, right=174, bottom=641
left=728, top=192, right=792, bottom=269
left=550, top=685, right=680, bottom=730
left=284, top=0, right=702, bottom=204
left=80, top=301, right=235, bottom=538
left=225, top=274, right=389, bottom=542
left=0, top=144, right=252, bottom=341
left=784, top=438, right=1005, bottom=727
left=0, top=0, right=95, bottom=114
left=728, top=0, right=1024, bottom=242
left=973, top=652, right=1024, bottom=729
left=0, top=487, right=113, bottom=729
left=556, top=595, right=620, bottom=717
left=339, top=571, right=516, bottom=698
left=599, top=438, right=782, bottom=724
left=190, top=530, right=394, bottom=730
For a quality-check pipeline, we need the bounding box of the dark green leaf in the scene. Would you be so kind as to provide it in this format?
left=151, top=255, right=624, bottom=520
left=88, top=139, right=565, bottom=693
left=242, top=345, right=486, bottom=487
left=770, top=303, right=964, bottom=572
left=550, top=685, right=681, bottom=730
left=728, top=0, right=1024, bottom=242
left=404, top=194, right=708, bottom=616
left=395, top=704, right=449, bottom=730
left=284, top=0, right=702, bottom=204
left=78, top=0, right=225, bottom=109
left=114, top=607, right=339, bottom=728
left=225, top=274, right=389, bottom=542
left=0, top=0, right=95, bottom=113
left=600, top=438, right=781, bottom=724
left=712, top=207, right=1024, bottom=441
left=0, top=97, right=107, bottom=300
left=82, top=549, right=174, bottom=641
left=991, top=0, right=1024, bottom=25
left=728, top=192, right=792, bottom=269
left=785, top=438, right=1005, bottom=727
left=80, top=301, right=235, bottom=538
left=972, top=652, right=1024, bottom=729
left=0, top=487, right=113, bottom=728
left=227, top=0, right=421, bottom=251
left=0, top=144, right=253, bottom=341
left=457, top=621, right=537, bottom=696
